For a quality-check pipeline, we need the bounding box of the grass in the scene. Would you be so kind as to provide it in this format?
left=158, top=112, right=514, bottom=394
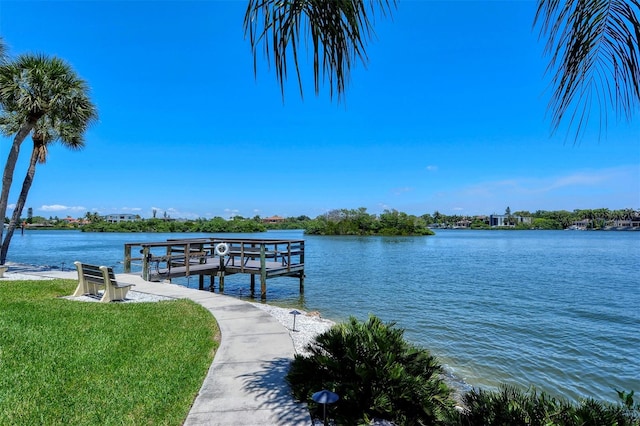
left=0, top=279, right=220, bottom=425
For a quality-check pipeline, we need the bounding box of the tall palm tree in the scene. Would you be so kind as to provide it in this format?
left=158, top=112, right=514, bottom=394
left=0, top=113, right=95, bottom=263
left=244, top=0, right=638, bottom=138
left=0, top=53, right=97, bottom=264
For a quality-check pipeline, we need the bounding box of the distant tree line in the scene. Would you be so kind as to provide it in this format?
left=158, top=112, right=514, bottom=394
left=6, top=207, right=639, bottom=234
left=81, top=216, right=266, bottom=233
left=262, top=207, right=640, bottom=232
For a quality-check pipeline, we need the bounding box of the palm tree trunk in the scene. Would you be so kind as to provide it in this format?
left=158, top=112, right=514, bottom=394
left=0, top=118, right=37, bottom=257
left=0, top=140, right=39, bottom=264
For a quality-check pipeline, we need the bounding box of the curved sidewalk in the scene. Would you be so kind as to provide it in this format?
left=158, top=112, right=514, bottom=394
left=35, top=270, right=312, bottom=426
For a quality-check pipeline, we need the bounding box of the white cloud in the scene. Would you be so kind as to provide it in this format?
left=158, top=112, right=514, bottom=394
left=40, top=205, right=85, bottom=212
left=426, top=165, right=438, bottom=172
left=391, top=187, right=413, bottom=196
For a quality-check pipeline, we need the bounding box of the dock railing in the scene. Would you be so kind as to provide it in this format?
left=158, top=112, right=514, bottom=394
left=123, top=238, right=305, bottom=296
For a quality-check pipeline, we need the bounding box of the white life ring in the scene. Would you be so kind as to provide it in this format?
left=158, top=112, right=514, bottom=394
left=215, top=242, right=230, bottom=257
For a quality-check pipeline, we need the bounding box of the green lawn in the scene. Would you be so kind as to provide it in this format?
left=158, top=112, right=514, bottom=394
left=0, top=279, right=219, bottom=425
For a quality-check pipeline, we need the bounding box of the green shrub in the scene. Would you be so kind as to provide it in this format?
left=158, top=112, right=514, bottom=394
left=459, top=386, right=639, bottom=426
left=287, top=315, right=456, bottom=425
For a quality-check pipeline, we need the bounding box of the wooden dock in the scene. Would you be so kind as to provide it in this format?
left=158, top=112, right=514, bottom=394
left=123, top=238, right=305, bottom=299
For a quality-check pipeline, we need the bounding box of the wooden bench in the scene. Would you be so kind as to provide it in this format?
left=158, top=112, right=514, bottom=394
left=73, top=262, right=134, bottom=302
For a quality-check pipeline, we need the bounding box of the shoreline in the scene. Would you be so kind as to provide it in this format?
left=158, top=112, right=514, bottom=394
left=1, top=262, right=470, bottom=405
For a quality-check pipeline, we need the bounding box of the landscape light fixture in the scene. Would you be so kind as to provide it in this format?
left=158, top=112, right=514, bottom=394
left=289, top=309, right=301, bottom=331
left=312, top=389, right=339, bottom=426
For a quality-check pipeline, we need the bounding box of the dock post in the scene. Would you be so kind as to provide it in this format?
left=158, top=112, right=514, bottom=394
left=124, top=244, right=131, bottom=273
left=299, top=273, right=305, bottom=293
left=209, top=275, right=215, bottom=292
left=260, top=244, right=267, bottom=299
left=218, top=255, right=225, bottom=293
left=199, top=275, right=204, bottom=290
left=250, top=274, right=255, bottom=294
left=142, top=246, right=150, bottom=281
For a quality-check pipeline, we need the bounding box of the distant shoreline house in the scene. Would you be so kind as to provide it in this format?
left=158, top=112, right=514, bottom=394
left=262, top=215, right=285, bottom=224
left=62, top=216, right=90, bottom=226
left=612, top=218, right=640, bottom=228
left=489, top=214, right=532, bottom=227
left=103, top=214, right=138, bottom=223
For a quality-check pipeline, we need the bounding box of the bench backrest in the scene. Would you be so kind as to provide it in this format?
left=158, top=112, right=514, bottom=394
left=79, top=263, right=117, bottom=287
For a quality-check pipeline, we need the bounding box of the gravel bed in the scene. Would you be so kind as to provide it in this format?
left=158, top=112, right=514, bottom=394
left=249, top=302, right=335, bottom=356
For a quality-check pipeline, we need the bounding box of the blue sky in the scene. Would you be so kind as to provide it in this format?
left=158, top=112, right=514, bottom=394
left=1, top=1, right=638, bottom=220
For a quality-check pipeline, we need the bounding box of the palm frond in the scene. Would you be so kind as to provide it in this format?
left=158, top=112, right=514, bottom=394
left=535, top=0, right=640, bottom=141
left=244, top=0, right=395, bottom=101
left=0, top=37, right=6, bottom=64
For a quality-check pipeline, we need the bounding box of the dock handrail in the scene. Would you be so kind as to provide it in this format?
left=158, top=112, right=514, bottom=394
left=124, top=237, right=305, bottom=283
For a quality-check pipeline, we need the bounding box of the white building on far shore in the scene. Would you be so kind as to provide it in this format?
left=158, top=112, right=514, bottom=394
left=103, top=214, right=138, bottom=223
left=489, top=214, right=532, bottom=227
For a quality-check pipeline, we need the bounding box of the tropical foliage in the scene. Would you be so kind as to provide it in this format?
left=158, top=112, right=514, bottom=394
left=287, top=315, right=456, bottom=425
left=0, top=53, right=97, bottom=264
left=244, top=0, right=395, bottom=100
left=287, top=315, right=639, bottom=425
left=305, top=208, right=434, bottom=236
left=245, top=0, right=639, bottom=141
left=459, top=385, right=640, bottom=426
left=81, top=216, right=267, bottom=233
left=534, top=0, right=640, bottom=139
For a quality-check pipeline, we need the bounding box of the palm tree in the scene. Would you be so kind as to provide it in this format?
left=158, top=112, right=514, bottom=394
left=245, top=0, right=638, bottom=139
left=0, top=53, right=97, bottom=264
left=0, top=114, right=96, bottom=263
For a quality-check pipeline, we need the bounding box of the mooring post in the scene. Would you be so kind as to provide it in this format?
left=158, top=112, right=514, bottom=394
left=299, top=273, right=305, bottom=293
left=218, top=255, right=225, bottom=293
left=209, top=274, right=215, bottom=292
left=250, top=274, right=255, bottom=294
left=142, top=246, right=150, bottom=281
left=260, top=244, right=267, bottom=299
left=124, top=244, right=131, bottom=273
left=199, top=275, right=204, bottom=290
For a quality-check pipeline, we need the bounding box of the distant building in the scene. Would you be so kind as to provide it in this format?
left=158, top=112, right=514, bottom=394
left=61, top=216, right=90, bottom=226
left=104, top=214, right=138, bottom=223
left=454, top=219, right=472, bottom=229
left=612, top=219, right=640, bottom=228
left=262, top=215, right=285, bottom=224
left=489, top=214, right=532, bottom=227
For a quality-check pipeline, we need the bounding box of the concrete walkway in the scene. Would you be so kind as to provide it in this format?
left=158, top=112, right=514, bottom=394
left=29, top=270, right=312, bottom=426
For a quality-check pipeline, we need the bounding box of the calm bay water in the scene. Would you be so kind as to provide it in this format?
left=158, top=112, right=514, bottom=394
left=6, top=229, right=639, bottom=403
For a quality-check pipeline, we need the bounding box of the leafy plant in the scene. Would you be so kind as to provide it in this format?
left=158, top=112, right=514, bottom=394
left=287, top=315, right=456, bottom=425
left=459, top=385, right=640, bottom=426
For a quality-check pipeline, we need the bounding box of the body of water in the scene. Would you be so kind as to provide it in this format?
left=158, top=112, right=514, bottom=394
left=5, top=229, right=639, bottom=403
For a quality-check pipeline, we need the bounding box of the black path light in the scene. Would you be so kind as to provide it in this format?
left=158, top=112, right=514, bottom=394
left=312, top=389, right=339, bottom=426
left=289, top=309, right=301, bottom=332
